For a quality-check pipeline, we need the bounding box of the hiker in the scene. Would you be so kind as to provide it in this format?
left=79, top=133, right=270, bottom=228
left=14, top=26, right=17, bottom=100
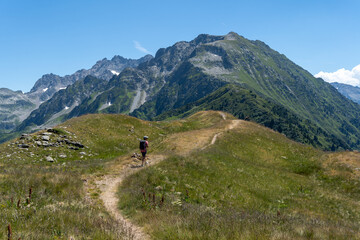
left=139, top=136, right=149, bottom=166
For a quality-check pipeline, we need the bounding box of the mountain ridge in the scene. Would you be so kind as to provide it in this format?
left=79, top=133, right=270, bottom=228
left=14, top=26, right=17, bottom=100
left=6, top=32, right=360, bottom=151
left=0, top=54, right=152, bottom=135
left=330, top=82, right=360, bottom=104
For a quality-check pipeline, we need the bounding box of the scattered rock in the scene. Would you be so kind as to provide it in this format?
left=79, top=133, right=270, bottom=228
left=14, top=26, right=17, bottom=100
left=59, top=154, right=67, bottom=158
left=47, top=128, right=61, bottom=134
left=42, top=136, right=50, bottom=141
left=45, top=156, right=54, bottom=162
left=18, top=144, right=29, bottom=148
left=79, top=152, right=86, bottom=155
left=68, top=146, right=79, bottom=150
left=64, top=139, right=84, bottom=148
left=131, top=152, right=141, bottom=159
left=35, top=141, right=42, bottom=146
left=20, top=134, right=29, bottom=140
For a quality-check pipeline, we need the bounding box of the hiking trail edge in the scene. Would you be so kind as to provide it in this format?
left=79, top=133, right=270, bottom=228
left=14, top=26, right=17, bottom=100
left=96, top=114, right=242, bottom=239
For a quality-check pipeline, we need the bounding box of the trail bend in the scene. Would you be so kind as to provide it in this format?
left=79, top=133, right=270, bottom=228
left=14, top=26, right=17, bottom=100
left=95, top=114, right=242, bottom=239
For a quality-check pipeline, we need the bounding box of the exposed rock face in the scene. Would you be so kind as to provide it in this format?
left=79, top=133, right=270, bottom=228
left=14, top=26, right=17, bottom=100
left=0, top=55, right=153, bottom=133
left=0, top=88, right=35, bottom=131
left=5, top=32, right=360, bottom=151
left=330, top=82, right=360, bottom=104
left=28, top=55, right=153, bottom=103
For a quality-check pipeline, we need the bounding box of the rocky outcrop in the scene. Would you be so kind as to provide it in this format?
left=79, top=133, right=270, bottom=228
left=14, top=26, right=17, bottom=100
left=330, top=82, right=360, bottom=104
left=0, top=55, right=153, bottom=134
left=0, top=88, right=36, bottom=131
left=13, top=128, right=86, bottom=154
left=28, top=55, right=153, bottom=103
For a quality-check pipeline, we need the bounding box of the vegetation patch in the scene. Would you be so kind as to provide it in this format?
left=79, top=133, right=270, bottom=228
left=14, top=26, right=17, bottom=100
left=118, top=119, right=360, bottom=239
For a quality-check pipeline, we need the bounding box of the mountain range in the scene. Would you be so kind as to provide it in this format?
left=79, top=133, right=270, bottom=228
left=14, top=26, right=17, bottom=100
left=0, top=55, right=152, bottom=134
left=330, top=82, right=360, bottom=104
left=2, top=32, right=360, bottom=151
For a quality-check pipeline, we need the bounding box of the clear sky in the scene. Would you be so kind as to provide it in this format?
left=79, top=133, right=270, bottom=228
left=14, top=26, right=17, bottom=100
left=1, top=0, right=359, bottom=92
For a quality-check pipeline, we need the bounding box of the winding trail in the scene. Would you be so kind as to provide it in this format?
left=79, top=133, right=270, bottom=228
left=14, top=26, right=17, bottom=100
left=96, top=155, right=165, bottom=240
left=206, top=116, right=241, bottom=149
left=95, top=113, right=242, bottom=239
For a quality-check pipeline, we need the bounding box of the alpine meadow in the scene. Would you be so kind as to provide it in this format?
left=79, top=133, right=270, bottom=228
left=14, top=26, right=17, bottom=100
left=1, top=30, right=360, bottom=240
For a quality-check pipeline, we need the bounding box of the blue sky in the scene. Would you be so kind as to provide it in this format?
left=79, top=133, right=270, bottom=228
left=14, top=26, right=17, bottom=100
left=1, top=0, right=359, bottom=92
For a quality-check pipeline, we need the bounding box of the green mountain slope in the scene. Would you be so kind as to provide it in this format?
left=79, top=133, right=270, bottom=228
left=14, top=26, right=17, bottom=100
left=155, top=84, right=347, bottom=150
left=0, top=112, right=227, bottom=238
left=118, top=112, right=360, bottom=239
left=132, top=32, right=360, bottom=150
left=1, top=112, right=360, bottom=239
left=13, top=32, right=360, bottom=150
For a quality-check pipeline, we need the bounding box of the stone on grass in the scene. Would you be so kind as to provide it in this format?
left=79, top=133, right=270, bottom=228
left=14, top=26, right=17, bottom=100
left=18, top=144, right=29, bottom=148
left=45, top=156, right=54, bottom=162
left=42, top=136, right=50, bottom=141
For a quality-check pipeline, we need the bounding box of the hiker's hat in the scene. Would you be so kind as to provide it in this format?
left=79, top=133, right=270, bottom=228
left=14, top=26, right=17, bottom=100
left=144, top=136, right=148, bottom=140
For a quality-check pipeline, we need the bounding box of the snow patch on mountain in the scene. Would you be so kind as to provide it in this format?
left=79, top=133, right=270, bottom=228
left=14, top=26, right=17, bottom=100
left=110, top=70, right=120, bottom=75
left=99, top=102, right=112, bottom=111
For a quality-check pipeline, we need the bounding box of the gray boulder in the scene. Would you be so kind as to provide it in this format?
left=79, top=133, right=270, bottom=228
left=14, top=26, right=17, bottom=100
left=42, top=136, right=50, bottom=141
left=18, top=144, right=29, bottom=148
left=45, top=156, right=54, bottom=162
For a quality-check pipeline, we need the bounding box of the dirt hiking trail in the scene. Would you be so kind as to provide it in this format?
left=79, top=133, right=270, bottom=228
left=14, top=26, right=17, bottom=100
left=95, top=113, right=242, bottom=239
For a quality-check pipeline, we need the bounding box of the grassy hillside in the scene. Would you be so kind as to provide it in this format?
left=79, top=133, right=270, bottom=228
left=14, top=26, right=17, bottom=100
left=118, top=113, right=360, bottom=239
left=0, top=112, right=225, bottom=239
left=1, top=111, right=360, bottom=239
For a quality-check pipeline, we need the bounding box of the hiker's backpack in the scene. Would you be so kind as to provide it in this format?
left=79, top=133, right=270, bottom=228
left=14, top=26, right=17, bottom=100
left=139, top=140, right=146, bottom=150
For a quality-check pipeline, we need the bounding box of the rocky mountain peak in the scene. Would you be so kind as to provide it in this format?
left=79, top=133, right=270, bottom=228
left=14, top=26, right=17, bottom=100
left=192, top=33, right=224, bottom=45
left=224, top=31, right=241, bottom=40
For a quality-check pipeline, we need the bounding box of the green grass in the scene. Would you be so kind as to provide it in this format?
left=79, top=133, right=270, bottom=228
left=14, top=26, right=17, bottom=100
left=0, top=112, right=224, bottom=239
left=2, top=111, right=360, bottom=239
left=118, top=120, right=360, bottom=239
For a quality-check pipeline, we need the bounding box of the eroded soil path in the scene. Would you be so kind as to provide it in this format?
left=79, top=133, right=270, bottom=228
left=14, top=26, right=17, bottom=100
left=95, top=114, right=242, bottom=239
left=96, top=155, right=166, bottom=240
